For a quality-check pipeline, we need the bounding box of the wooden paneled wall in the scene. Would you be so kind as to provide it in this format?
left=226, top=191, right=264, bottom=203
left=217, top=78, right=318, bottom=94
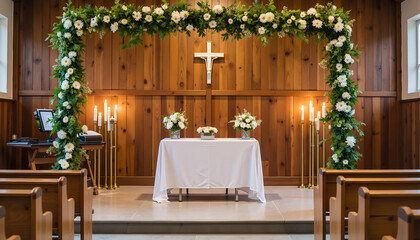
left=11, top=0, right=405, bottom=184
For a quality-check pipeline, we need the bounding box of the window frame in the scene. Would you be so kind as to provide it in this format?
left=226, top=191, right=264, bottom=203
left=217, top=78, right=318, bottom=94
left=417, top=19, right=420, bottom=92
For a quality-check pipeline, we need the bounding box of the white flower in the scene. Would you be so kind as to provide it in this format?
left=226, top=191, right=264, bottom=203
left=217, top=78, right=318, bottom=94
left=68, top=51, right=77, bottom=58
left=298, top=20, right=307, bottom=30
left=338, top=36, right=346, bottom=42
left=345, top=105, right=352, bottom=113
left=246, top=124, right=251, bottom=129
left=166, top=121, right=173, bottom=129
left=300, top=12, right=306, bottom=18
left=345, top=54, right=354, bottom=64
left=103, top=15, right=111, bottom=23
left=57, top=32, right=62, bottom=37
left=171, top=11, right=181, bottom=24
left=272, top=23, right=278, bottom=29
left=340, top=81, right=347, bottom=87
left=57, top=130, right=67, bottom=139
left=335, top=41, right=343, bottom=47
left=72, top=81, right=81, bottom=89
left=209, top=20, right=217, bottom=28
left=213, top=5, right=223, bottom=14
left=312, top=19, right=323, bottom=29
left=60, top=160, right=70, bottom=169
left=332, top=154, right=339, bottom=162
left=242, top=15, right=248, bottom=22
left=203, top=13, right=211, bottom=21
left=74, top=20, right=84, bottom=30
left=65, top=73, right=70, bottom=79
left=258, top=27, right=266, bottom=35
left=186, top=24, right=194, bottom=31
left=337, top=75, right=347, bottom=82
left=76, top=30, right=83, bottom=37
left=345, top=136, right=356, bottom=147
left=180, top=10, right=189, bottom=19
left=259, top=13, right=267, bottom=23
left=162, top=4, right=168, bottom=10
left=142, top=6, right=151, bottom=13
left=58, top=92, right=64, bottom=99
left=351, top=109, right=355, bottom=116
left=64, top=32, right=71, bottom=39
left=197, top=127, right=202, bottom=133
left=345, top=25, right=353, bottom=35
left=133, top=11, right=142, bottom=21
left=154, top=7, right=164, bottom=15
left=332, top=5, right=337, bottom=10
left=307, top=8, right=317, bottom=15
left=291, top=15, right=296, bottom=20
left=287, top=19, right=292, bottom=24
left=331, top=147, right=334, bottom=151
left=120, top=19, right=128, bottom=25
left=63, top=20, right=72, bottom=29
left=178, top=121, right=185, bottom=129
left=67, top=68, right=74, bottom=75
left=228, top=18, right=233, bottom=24
left=251, top=121, right=258, bottom=129
left=328, top=15, right=335, bottom=23
left=343, top=159, right=349, bottom=165
left=61, top=80, right=69, bottom=90
left=110, top=22, right=119, bottom=32
left=121, top=5, right=127, bottom=11
left=336, top=63, right=343, bottom=72
left=145, top=15, right=153, bottom=22
left=326, top=44, right=333, bottom=52
left=316, top=13, right=320, bottom=18
left=82, top=125, right=88, bottom=133
left=234, top=120, right=240, bottom=127
left=334, top=22, right=344, bottom=32
left=53, top=141, right=60, bottom=148
left=337, top=17, right=343, bottom=23
left=335, top=101, right=347, bottom=112
left=63, top=101, right=69, bottom=107
left=240, top=24, right=245, bottom=30
left=342, top=92, right=351, bottom=99
left=240, top=122, right=246, bottom=128
left=90, top=17, right=98, bottom=28
left=266, top=12, right=275, bottom=22
left=63, top=116, right=69, bottom=123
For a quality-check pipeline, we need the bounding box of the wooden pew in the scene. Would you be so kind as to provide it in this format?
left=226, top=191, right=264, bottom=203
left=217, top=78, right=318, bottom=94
left=0, top=177, right=74, bottom=240
left=0, top=187, right=52, bottom=240
left=314, top=168, right=420, bottom=240
left=330, top=177, right=420, bottom=240
left=0, top=206, right=21, bottom=240
left=0, top=169, right=93, bottom=240
left=382, top=207, right=420, bottom=240
left=348, top=187, right=420, bottom=240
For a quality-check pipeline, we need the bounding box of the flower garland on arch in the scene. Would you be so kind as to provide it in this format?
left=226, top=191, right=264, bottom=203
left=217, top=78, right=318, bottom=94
left=47, top=0, right=363, bottom=170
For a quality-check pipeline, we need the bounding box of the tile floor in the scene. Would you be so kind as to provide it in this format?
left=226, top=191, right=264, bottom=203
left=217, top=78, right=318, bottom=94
left=92, top=186, right=314, bottom=222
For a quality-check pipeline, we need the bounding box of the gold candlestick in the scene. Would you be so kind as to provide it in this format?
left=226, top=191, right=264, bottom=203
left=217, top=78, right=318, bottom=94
left=311, top=121, right=315, bottom=189
left=308, top=121, right=312, bottom=188
left=97, top=125, right=102, bottom=189
left=316, top=129, right=320, bottom=187
left=104, top=121, right=108, bottom=189
left=299, top=120, right=305, bottom=188
left=113, top=120, right=118, bottom=189
left=108, top=120, right=113, bottom=190
left=322, top=123, right=326, bottom=168
left=93, top=121, right=97, bottom=187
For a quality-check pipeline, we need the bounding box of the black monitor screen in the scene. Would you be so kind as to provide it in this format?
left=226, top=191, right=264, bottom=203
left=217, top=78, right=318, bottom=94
left=38, top=109, right=54, bottom=132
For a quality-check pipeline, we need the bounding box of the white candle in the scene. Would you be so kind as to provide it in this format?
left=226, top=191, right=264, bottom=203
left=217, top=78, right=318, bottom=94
left=301, top=105, right=304, bottom=121
left=114, top=105, right=118, bottom=122
left=108, top=117, right=114, bottom=131
left=104, top=100, right=108, bottom=122
left=317, top=111, right=321, bottom=120
left=98, top=112, right=102, bottom=127
left=316, top=118, right=320, bottom=130
left=310, top=107, right=314, bottom=122
left=94, top=105, right=97, bottom=122
left=322, top=102, right=326, bottom=118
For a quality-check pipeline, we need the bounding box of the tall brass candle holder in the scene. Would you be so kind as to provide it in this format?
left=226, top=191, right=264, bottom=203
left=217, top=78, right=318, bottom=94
left=97, top=125, right=102, bottom=189
left=93, top=121, right=97, bottom=187
left=112, top=120, right=118, bottom=189
left=298, top=120, right=305, bottom=188
left=308, top=120, right=312, bottom=189
left=316, top=129, right=320, bottom=187
left=104, top=120, right=109, bottom=189
left=323, top=123, right=326, bottom=167
left=310, top=121, right=315, bottom=189
left=108, top=119, right=113, bottom=190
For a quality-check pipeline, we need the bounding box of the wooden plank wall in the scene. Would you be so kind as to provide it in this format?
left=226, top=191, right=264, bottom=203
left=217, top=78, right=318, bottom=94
left=9, top=0, right=406, bottom=184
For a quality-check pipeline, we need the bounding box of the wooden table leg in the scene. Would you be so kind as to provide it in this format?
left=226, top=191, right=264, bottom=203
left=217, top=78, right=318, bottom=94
left=28, top=149, right=38, bottom=170
left=84, top=157, right=98, bottom=195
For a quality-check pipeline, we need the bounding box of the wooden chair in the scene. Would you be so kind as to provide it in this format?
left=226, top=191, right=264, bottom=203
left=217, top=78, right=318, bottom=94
left=0, top=187, right=52, bottom=240
left=382, top=206, right=420, bottom=240
left=348, top=187, right=420, bottom=240
left=0, top=177, right=74, bottom=240
left=0, top=206, right=21, bottom=240
left=314, top=168, right=420, bottom=240
left=330, top=177, right=420, bottom=240
left=0, top=169, right=93, bottom=240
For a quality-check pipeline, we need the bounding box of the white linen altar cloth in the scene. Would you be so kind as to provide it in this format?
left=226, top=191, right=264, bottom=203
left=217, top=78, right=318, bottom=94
left=152, top=138, right=266, bottom=203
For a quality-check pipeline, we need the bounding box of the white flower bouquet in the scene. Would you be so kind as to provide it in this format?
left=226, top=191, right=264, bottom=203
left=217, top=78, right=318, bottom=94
left=229, top=109, right=261, bottom=139
left=162, top=111, right=188, bottom=139
left=197, top=126, right=218, bottom=140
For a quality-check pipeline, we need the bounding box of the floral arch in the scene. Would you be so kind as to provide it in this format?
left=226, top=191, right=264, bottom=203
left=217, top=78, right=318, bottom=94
left=48, top=0, right=363, bottom=170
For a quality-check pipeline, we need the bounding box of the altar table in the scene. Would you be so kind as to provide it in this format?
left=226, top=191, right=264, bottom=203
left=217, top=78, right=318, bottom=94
left=152, top=138, right=266, bottom=203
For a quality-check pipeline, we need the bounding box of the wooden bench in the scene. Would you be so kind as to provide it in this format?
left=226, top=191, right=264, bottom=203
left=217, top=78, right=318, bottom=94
left=0, top=169, right=93, bottom=240
left=382, top=206, right=420, bottom=240
left=0, top=187, right=52, bottom=240
left=314, top=168, right=420, bottom=240
left=348, top=187, right=420, bottom=240
left=0, top=206, right=21, bottom=240
left=330, top=177, right=420, bottom=240
left=0, top=177, right=74, bottom=240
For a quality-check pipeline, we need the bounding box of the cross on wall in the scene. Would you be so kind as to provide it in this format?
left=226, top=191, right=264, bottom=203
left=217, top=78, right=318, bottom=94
left=194, top=41, right=224, bottom=85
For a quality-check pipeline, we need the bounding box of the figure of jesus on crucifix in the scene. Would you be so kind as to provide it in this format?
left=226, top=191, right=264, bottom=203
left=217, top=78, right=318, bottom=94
left=194, top=41, right=224, bottom=85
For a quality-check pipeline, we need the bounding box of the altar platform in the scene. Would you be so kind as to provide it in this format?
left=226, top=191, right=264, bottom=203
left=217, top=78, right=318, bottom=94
left=75, top=186, right=317, bottom=235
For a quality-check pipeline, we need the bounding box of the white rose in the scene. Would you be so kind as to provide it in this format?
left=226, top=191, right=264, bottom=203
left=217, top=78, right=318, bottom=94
left=61, top=80, right=69, bottom=90
left=240, top=122, right=246, bottom=128
left=213, top=5, right=223, bottom=14
left=234, top=120, right=240, bottom=127
left=166, top=121, right=173, bottom=129
left=178, top=121, right=185, bottom=129
left=57, top=130, right=67, bottom=139
left=68, top=51, right=77, bottom=58
left=259, top=14, right=267, bottom=23
left=335, top=41, right=343, bottom=47
left=342, top=92, right=351, bottom=99
left=242, top=15, right=248, bottom=22
left=110, top=22, right=119, bottom=32
left=63, top=20, right=72, bottom=29
left=57, top=32, right=62, bottom=37
left=328, top=16, right=335, bottom=23
left=266, top=12, right=275, bottom=22
left=64, top=32, right=71, bottom=39
left=186, top=24, right=194, bottom=31
left=122, top=5, right=127, bottom=11
left=58, top=92, right=64, bottom=99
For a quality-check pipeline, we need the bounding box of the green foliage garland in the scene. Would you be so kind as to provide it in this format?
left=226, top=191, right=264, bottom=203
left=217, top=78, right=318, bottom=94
left=47, top=0, right=362, bottom=170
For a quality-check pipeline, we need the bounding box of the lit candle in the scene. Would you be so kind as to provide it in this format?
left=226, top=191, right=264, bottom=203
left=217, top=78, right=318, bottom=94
left=107, top=107, right=111, bottom=122
left=316, top=118, right=320, bottom=130
left=98, top=112, right=102, bottom=127
left=301, top=105, right=304, bottom=121
left=317, top=111, right=321, bottom=120
left=114, top=105, right=118, bottom=122
left=104, top=100, right=108, bottom=122
left=310, top=107, right=314, bottom=122
left=108, top=116, right=114, bottom=131
left=94, top=105, right=97, bottom=122
left=322, top=102, right=326, bottom=118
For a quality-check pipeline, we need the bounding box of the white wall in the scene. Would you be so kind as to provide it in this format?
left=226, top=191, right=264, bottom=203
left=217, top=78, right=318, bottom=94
left=402, top=0, right=420, bottom=100
left=0, top=0, right=13, bottom=100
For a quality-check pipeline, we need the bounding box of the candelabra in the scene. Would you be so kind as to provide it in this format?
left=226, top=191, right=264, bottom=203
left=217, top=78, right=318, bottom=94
left=310, top=121, right=315, bottom=189
left=97, top=125, right=102, bottom=189
left=323, top=122, right=326, bottom=168
left=316, top=129, right=320, bottom=187
left=93, top=121, right=97, bottom=188
left=104, top=120, right=109, bottom=189
left=112, top=120, right=118, bottom=189
left=308, top=120, right=313, bottom=189
left=299, top=120, right=305, bottom=188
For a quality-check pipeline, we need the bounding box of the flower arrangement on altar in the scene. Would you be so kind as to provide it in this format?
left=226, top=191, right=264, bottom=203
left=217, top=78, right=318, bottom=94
left=197, top=127, right=218, bottom=140
left=230, top=110, right=261, bottom=139
left=162, top=111, right=188, bottom=139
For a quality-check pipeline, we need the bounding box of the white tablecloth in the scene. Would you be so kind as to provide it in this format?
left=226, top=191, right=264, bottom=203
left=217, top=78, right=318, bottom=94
left=152, top=138, right=266, bottom=203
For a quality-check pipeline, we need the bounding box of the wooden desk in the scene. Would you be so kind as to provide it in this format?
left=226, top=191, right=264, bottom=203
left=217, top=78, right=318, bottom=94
left=7, top=141, right=103, bottom=195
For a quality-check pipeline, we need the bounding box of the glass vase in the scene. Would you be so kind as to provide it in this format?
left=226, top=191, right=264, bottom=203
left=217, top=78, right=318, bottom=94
left=170, top=130, right=180, bottom=139
left=241, top=130, right=251, bottom=140
left=201, top=133, right=215, bottom=140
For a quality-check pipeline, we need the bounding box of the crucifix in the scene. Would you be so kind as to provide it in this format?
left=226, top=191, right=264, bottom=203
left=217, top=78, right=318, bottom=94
left=194, top=41, right=224, bottom=85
